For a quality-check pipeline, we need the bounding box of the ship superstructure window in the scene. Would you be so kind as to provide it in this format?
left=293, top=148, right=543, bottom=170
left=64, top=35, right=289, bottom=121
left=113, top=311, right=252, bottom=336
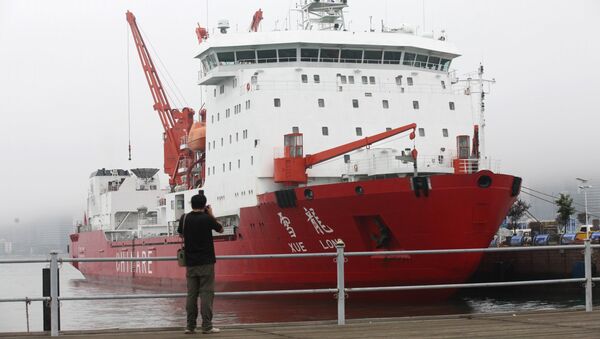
left=395, top=76, right=403, bottom=85
left=226, top=108, right=230, bottom=118
left=236, top=132, right=239, bottom=141
left=238, top=159, right=241, bottom=168
left=322, top=127, right=329, bottom=136
left=340, top=49, right=362, bottom=63
left=352, top=99, right=359, bottom=108
left=251, top=156, right=254, bottom=165
left=361, top=76, right=368, bottom=84
left=442, top=128, right=449, bottom=137
left=415, top=54, right=429, bottom=68
left=340, top=75, right=347, bottom=84
left=418, top=128, right=425, bottom=137
left=369, top=76, right=376, bottom=84
left=233, top=78, right=237, bottom=87
left=384, top=51, right=402, bottom=64
left=278, top=48, right=297, bottom=62
left=217, top=52, right=235, bottom=65
left=229, top=162, right=232, bottom=171
left=220, top=138, right=223, bottom=146
left=236, top=50, right=256, bottom=64
left=363, top=50, right=382, bottom=64
left=428, top=56, right=440, bottom=70
left=318, top=98, right=325, bottom=107
left=449, top=102, right=455, bottom=110
left=382, top=100, right=389, bottom=109
left=301, top=74, right=308, bottom=83
left=441, top=80, right=446, bottom=89
left=229, top=135, right=232, bottom=144
left=220, top=84, right=225, bottom=94
left=222, top=164, right=225, bottom=172
left=217, top=113, right=220, bottom=121
left=274, top=98, right=281, bottom=107
left=243, top=130, right=248, bottom=139
left=245, top=100, right=251, bottom=109
left=407, top=77, right=414, bottom=86
left=292, top=126, right=299, bottom=133
left=348, top=76, right=355, bottom=84
left=213, top=89, right=216, bottom=97
left=440, top=59, right=451, bottom=71
left=301, top=48, right=319, bottom=62
left=257, top=49, right=277, bottom=63
left=313, top=75, right=320, bottom=83
left=211, top=115, right=214, bottom=123
left=356, top=127, right=363, bottom=136
left=403, top=53, right=416, bottom=66
left=320, top=48, right=339, bottom=62
left=413, top=101, right=420, bottom=109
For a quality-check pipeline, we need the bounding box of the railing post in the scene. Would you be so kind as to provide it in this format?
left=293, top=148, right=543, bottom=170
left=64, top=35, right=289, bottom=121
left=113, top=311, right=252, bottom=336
left=335, top=240, right=346, bottom=325
left=49, top=251, right=59, bottom=336
left=584, top=239, right=593, bottom=312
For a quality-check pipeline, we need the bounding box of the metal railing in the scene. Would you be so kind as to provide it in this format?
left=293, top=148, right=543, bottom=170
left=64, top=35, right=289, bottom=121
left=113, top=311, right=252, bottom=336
left=0, top=241, right=598, bottom=336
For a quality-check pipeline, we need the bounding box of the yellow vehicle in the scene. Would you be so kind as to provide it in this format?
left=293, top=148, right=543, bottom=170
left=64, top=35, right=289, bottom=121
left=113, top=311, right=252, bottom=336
left=575, top=225, right=595, bottom=241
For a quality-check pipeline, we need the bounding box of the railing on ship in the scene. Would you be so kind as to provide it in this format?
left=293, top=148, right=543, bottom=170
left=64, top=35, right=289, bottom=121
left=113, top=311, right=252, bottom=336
left=1, top=241, right=598, bottom=336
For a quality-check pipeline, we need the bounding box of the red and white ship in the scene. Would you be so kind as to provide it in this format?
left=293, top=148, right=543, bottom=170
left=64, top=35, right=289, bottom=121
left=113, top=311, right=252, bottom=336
left=70, top=1, right=521, bottom=295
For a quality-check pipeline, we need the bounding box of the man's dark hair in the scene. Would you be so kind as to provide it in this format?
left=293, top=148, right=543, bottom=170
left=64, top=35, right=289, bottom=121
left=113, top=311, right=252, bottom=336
left=191, top=194, right=207, bottom=209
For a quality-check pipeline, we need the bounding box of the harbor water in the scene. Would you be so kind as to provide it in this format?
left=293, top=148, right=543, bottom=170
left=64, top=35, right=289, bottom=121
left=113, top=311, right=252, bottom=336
left=0, top=259, right=594, bottom=333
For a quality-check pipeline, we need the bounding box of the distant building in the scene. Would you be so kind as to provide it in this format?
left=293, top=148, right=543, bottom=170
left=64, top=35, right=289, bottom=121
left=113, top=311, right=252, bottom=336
left=0, top=238, right=13, bottom=255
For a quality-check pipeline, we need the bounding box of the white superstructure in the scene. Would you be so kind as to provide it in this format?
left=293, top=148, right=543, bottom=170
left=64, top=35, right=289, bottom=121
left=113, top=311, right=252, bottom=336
left=165, top=0, right=488, bottom=227
left=85, top=168, right=166, bottom=238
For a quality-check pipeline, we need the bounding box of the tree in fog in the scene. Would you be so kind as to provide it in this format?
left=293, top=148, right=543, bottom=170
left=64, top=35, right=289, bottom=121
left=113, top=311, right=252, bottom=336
left=555, top=193, right=575, bottom=233
left=507, top=199, right=530, bottom=232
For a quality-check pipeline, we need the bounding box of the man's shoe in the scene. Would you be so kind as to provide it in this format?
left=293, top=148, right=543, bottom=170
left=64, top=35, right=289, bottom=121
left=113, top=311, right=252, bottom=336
left=202, top=327, right=221, bottom=334
left=184, top=328, right=196, bottom=334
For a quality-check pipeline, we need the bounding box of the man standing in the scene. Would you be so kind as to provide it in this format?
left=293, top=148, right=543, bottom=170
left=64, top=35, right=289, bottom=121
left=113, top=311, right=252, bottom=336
left=178, top=192, right=224, bottom=334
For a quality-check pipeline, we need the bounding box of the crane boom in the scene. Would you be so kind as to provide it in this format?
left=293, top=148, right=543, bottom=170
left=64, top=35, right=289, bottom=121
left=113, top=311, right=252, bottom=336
left=274, top=123, right=417, bottom=185
left=126, top=11, right=195, bottom=188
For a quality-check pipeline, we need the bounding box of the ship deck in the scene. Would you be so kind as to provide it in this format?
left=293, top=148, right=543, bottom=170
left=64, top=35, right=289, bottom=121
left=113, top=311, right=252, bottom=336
left=3, top=310, right=599, bottom=338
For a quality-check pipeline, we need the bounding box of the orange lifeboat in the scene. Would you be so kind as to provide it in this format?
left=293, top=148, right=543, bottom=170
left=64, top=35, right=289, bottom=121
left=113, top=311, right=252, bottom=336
left=188, top=122, right=206, bottom=152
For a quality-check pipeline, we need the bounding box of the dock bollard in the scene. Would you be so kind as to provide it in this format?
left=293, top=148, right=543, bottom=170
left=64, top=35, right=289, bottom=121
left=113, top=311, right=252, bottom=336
left=335, top=239, right=346, bottom=325
left=584, top=239, right=592, bottom=312
left=50, top=251, right=59, bottom=336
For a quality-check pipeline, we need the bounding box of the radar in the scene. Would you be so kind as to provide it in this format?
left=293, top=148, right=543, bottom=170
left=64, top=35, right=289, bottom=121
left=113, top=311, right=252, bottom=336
left=217, top=19, right=230, bottom=33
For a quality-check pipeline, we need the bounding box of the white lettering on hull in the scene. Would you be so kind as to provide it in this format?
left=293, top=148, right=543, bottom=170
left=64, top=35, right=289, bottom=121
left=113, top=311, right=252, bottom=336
left=115, top=250, right=154, bottom=274
left=288, top=242, right=307, bottom=253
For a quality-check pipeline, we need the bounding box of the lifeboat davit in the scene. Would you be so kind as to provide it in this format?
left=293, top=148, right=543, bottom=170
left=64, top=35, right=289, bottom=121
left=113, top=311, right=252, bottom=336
left=188, top=122, right=206, bottom=151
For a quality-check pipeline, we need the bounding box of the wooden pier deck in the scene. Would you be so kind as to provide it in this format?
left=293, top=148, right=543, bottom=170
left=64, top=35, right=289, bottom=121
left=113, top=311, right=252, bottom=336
left=2, top=310, right=599, bottom=338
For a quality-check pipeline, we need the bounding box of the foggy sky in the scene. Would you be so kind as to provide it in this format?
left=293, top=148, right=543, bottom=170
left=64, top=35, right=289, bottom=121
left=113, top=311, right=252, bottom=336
left=0, top=0, right=599, bottom=227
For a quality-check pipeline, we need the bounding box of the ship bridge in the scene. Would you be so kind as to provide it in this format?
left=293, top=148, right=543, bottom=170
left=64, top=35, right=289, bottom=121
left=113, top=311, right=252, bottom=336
left=195, top=30, right=460, bottom=85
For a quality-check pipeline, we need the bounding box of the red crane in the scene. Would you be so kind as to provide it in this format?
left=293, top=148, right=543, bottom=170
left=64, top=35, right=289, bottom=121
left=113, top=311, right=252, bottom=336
left=126, top=11, right=198, bottom=190
left=250, top=9, right=263, bottom=32
left=274, top=123, right=418, bottom=185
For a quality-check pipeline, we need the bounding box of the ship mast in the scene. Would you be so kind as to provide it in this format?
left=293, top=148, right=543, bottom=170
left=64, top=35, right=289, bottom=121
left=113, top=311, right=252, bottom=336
left=300, top=0, right=348, bottom=31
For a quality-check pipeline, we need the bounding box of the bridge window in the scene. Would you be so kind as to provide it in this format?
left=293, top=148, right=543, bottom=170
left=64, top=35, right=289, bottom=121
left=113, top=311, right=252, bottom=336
left=236, top=50, right=256, bottom=64
left=449, top=102, right=455, bottom=110
left=403, top=53, right=416, bottom=66
left=274, top=98, right=281, bottom=107
left=440, top=59, right=451, bottom=71
left=322, top=127, right=329, bottom=136
left=428, top=56, right=440, bottom=70
left=217, top=52, right=235, bottom=65
left=320, top=48, right=339, bottom=62
left=340, top=49, right=362, bottom=63
left=384, top=51, right=402, bottom=64
left=278, top=48, right=297, bottom=62
left=257, top=49, right=277, bottom=63
left=415, top=54, right=428, bottom=68
left=413, top=100, right=420, bottom=109
left=363, top=50, right=382, bottom=64
left=301, top=48, right=319, bottom=62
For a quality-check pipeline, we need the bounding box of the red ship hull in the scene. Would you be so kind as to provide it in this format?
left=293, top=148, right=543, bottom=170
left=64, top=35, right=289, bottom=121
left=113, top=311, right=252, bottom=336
left=70, top=171, right=520, bottom=298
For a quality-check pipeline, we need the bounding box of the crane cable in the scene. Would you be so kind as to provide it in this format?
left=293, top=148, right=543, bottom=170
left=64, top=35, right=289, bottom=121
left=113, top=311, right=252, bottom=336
left=127, top=22, right=132, bottom=161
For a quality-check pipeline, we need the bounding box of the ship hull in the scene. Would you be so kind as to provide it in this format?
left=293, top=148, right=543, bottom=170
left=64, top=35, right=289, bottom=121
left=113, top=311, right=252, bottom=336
left=70, top=171, right=519, bottom=298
